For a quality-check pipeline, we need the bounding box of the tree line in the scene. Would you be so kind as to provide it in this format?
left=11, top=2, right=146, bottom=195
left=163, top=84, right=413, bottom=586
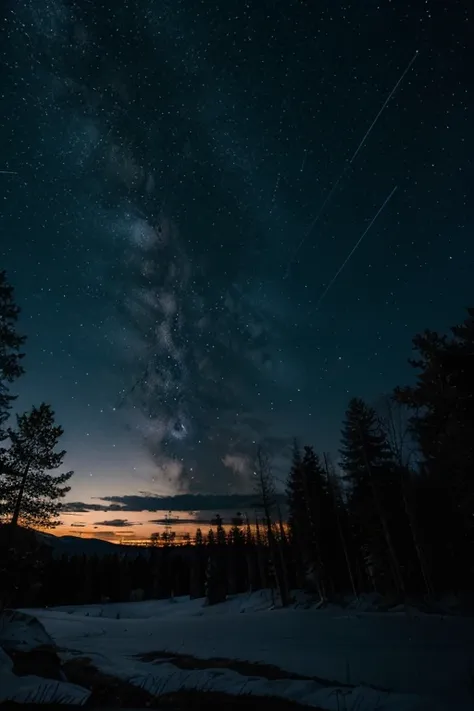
left=0, top=268, right=473, bottom=609
left=257, top=306, right=474, bottom=605
left=284, top=307, right=474, bottom=603
left=8, top=522, right=278, bottom=608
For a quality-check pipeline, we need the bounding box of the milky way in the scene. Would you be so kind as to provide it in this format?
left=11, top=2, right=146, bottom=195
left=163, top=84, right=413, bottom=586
left=0, top=0, right=472, bottom=504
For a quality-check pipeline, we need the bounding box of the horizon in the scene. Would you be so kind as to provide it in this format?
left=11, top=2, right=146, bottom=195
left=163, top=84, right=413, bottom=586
left=54, top=490, right=289, bottom=543
left=1, top=1, right=471, bottom=544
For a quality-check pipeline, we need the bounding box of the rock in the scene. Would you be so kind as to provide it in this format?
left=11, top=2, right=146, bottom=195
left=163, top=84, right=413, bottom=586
left=0, top=660, right=90, bottom=705
left=0, top=610, right=65, bottom=680
left=8, top=645, right=66, bottom=681
left=0, top=610, right=52, bottom=652
left=0, top=611, right=90, bottom=704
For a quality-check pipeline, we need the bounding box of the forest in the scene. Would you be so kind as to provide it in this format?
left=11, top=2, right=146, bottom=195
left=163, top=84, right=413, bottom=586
left=0, top=269, right=473, bottom=610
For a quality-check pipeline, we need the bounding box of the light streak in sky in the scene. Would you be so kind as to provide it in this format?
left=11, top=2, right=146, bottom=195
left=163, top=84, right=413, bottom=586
left=314, top=185, right=398, bottom=309
left=284, top=50, right=419, bottom=278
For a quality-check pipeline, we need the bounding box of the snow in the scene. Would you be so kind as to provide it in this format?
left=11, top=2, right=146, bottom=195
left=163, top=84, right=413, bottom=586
left=60, top=649, right=425, bottom=711
left=0, top=611, right=90, bottom=705
left=19, top=591, right=474, bottom=710
left=0, top=667, right=90, bottom=706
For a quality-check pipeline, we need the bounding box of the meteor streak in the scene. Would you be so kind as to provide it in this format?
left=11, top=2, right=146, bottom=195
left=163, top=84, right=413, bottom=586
left=284, top=50, right=419, bottom=278
left=314, top=185, right=398, bottom=310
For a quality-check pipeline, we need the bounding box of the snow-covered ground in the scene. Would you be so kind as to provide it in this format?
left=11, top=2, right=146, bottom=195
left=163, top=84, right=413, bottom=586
left=16, top=591, right=474, bottom=710
left=0, top=612, right=90, bottom=705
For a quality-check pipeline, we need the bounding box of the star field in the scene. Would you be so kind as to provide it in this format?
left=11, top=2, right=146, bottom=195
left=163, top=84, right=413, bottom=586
left=0, top=0, right=472, bottom=539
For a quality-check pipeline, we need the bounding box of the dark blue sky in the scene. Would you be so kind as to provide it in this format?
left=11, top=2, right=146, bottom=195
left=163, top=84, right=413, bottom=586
left=0, top=0, right=472, bottom=537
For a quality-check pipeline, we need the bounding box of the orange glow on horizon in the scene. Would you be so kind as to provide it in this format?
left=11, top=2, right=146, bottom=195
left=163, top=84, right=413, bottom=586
left=49, top=508, right=265, bottom=545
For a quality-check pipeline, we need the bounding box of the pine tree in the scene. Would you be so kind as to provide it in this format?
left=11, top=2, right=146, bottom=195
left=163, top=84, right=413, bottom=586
left=160, top=511, right=175, bottom=546
left=204, top=554, right=218, bottom=605
left=210, top=513, right=228, bottom=596
left=161, top=529, right=176, bottom=546
left=286, top=443, right=337, bottom=598
left=339, top=397, right=404, bottom=596
left=212, top=513, right=227, bottom=546
left=244, top=514, right=254, bottom=545
left=0, top=271, right=25, bottom=437
left=394, top=330, right=454, bottom=474
left=254, top=514, right=268, bottom=591
left=243, top=514, right=258, bottom=592
left=301, top=445, right=334, bottom=599
left=398, top=313, right=474, bottom=498
left=394, top=309, right=474, bottom=589
left=231, top=512, right=244, bottom=527
left=204, top=550, right=227, bottom=605
left=286, top=442, right=313, bottom=590
left=194, top=527, right=204, bottom=546
left=150, top=532, right=160, bottom=546
left=323, top=453, right=358, bottom=599
left=189, top=546, right=205, bottom=599
left=0, top=403, right=73, bottom=528
left=285, top=441, right=304, bottom=588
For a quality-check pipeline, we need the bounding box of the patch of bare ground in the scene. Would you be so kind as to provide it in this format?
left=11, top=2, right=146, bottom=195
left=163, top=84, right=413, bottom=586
left=57, top=656, right=323, bottom=709
left=136, top=650, right=354, bottom=689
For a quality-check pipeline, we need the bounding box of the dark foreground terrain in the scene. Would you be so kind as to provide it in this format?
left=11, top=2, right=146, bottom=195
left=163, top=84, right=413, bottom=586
left=0, top=656, right=323, bottom=710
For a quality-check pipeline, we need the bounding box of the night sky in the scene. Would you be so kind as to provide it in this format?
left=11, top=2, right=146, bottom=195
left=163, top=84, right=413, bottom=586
left=0, top=0, right=472, bottom=541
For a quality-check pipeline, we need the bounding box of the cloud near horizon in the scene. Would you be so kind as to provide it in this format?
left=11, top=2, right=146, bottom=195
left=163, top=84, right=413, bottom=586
left=93, top=518, right=142, bottom=527
left=63, top=492, right=285, bottom=514
left=149, top=517, right=213, bottom=526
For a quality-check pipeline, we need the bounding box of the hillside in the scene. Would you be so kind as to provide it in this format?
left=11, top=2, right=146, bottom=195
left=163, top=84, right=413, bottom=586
left=0, top=523, right=134, bottom=558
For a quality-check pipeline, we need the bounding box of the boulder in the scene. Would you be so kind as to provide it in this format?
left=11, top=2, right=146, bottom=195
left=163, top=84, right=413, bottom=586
left=8, top=645, right=65, bottom=681
left=0, top=609, right=52, bottom=652
left=0, top=610, right=90, bottom=704
left=0, top=610, right=65, bottom=680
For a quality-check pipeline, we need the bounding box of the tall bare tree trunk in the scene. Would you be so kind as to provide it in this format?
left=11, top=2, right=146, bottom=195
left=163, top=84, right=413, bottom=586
left=378, top=397, right=434, bottom=600
left=400, top=468, right=434, bottom=599
left=255, top=515, right=269, bottom=597
left=276, top=502, right=291, bottom=603
left=255, top=447, right=289, bottom=607
left=300, top=457, right=326, bottom=601
left=323, top=453, right=358, bottom=601
left=359, top=424, right=405, bottom=599
left=11, top=462, right=31, bottom=528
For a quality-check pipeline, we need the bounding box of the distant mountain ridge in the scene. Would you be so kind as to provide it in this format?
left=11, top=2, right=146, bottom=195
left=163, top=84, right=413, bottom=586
left=35, top=531, right=123, bottom=556
left=0, top=523, right=136, bottom=557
